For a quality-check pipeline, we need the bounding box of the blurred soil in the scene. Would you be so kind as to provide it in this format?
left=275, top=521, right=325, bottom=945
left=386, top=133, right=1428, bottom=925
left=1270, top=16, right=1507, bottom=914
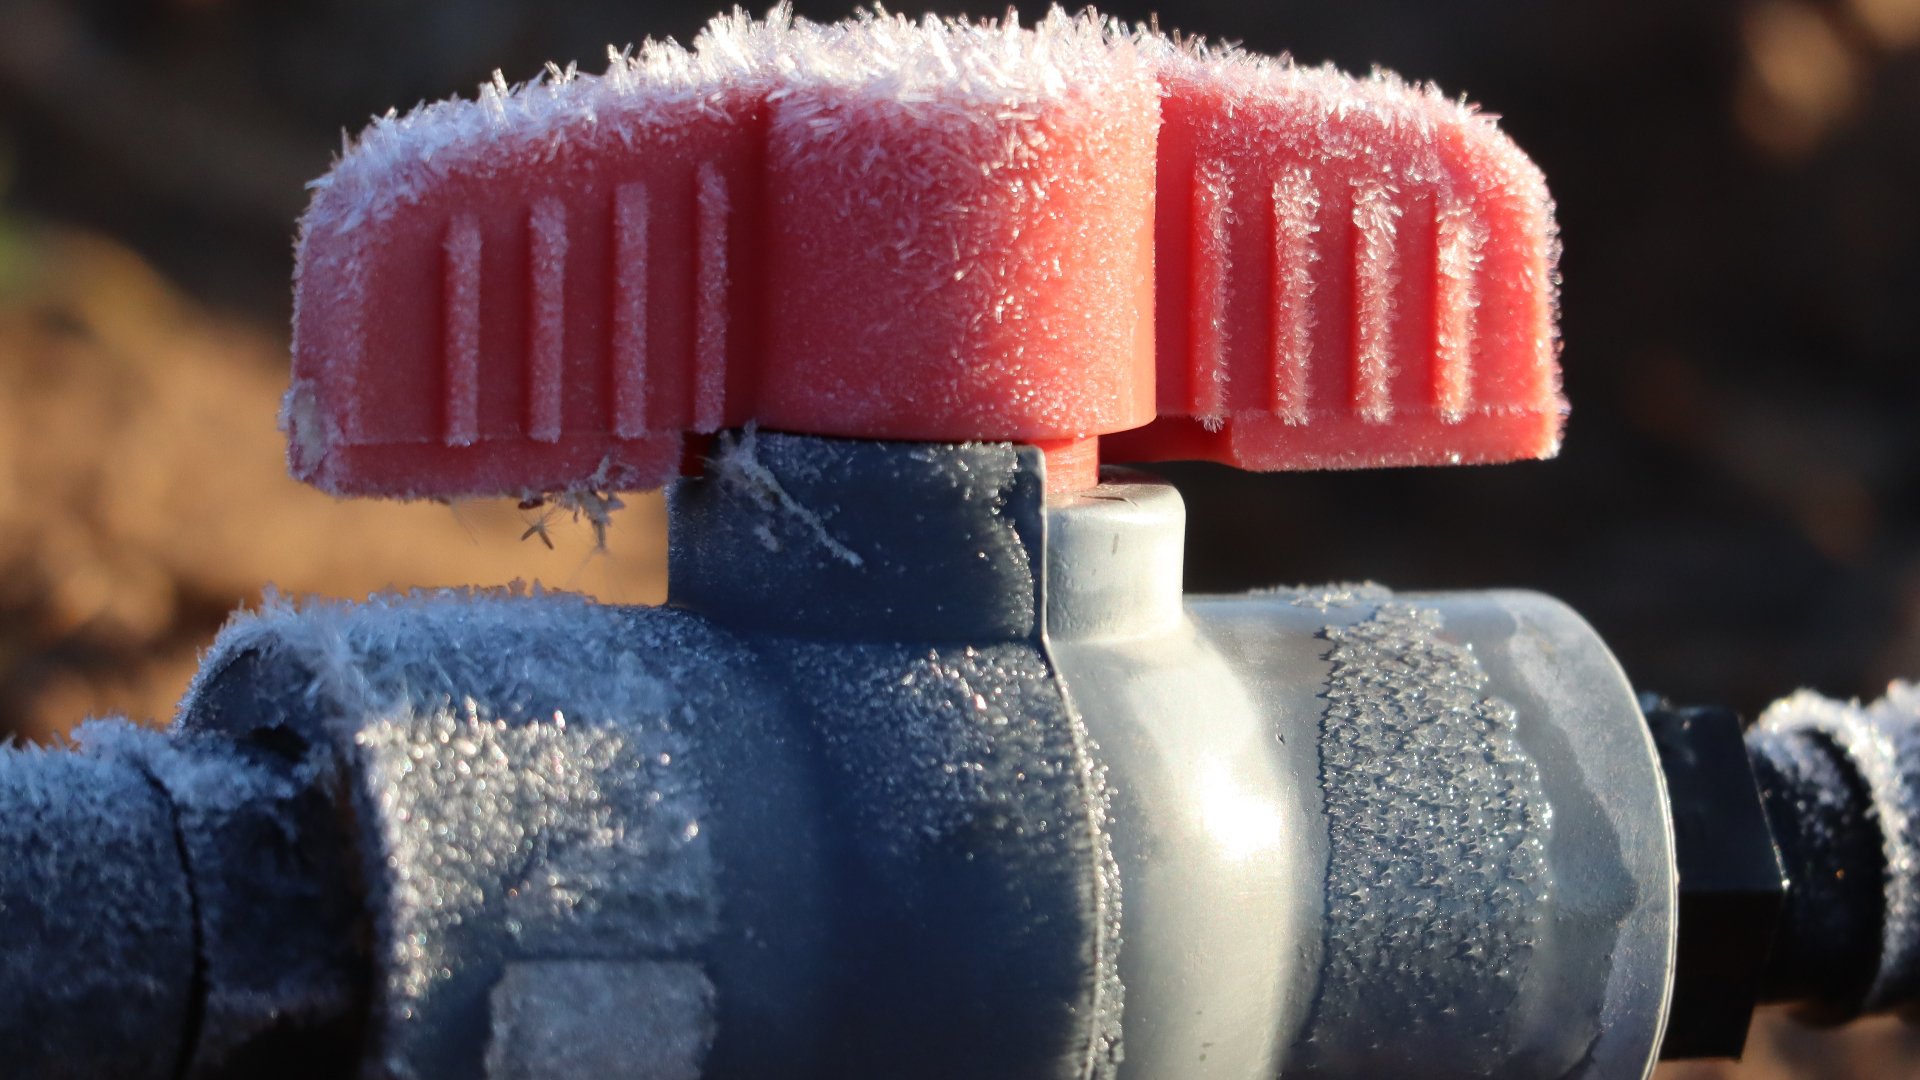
left=0, top=222, right=664, bottom=742
left=1668, top=1007, right=1920, bottom=1078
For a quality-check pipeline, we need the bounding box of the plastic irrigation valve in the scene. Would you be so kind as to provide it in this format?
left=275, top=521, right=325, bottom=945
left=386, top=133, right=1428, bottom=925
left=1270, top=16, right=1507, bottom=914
left=17, top=9, right=1920, bottom=1080
left=0, top=432, right=1674, bottom=1080
left=11, top=427, right=1920, bottom=1079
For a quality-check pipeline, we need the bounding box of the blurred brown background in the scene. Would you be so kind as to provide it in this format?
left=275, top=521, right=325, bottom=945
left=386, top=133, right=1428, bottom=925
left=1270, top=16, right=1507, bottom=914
left=0, top=0, right=1917, bottom=1074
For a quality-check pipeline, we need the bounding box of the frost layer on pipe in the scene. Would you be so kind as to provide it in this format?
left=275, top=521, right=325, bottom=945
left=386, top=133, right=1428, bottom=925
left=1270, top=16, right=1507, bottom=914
left=1756, top=682, right=1920, bottom=1009
left=0, top=730, right=196, bottom=1080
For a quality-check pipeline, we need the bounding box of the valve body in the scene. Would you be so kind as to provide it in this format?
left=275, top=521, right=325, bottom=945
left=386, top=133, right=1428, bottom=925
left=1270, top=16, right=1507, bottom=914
left=0, top=432, right=1681, bottom=1079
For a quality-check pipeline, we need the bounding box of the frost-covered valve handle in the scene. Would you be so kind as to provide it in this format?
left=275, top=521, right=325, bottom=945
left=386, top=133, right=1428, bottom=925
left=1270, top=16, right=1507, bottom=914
left=7, top=10, right=1901, bottom=1080
left=285, top=8, right=1560, bottom=502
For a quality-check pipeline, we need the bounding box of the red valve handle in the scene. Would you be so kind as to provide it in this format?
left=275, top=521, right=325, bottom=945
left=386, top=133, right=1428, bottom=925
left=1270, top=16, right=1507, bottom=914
left=286, top=11, right=1560, bottom=498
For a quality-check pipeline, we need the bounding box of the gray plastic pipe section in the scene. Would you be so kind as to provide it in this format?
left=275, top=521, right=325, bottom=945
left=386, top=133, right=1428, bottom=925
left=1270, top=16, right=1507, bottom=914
left=0, top=742, right=195, bottom=1080
left=1044, top=475, right=1676, bottom=1080
left=0, top=718, right=368, bottom=1078
left=0, top=432, right=1680, bottom=1079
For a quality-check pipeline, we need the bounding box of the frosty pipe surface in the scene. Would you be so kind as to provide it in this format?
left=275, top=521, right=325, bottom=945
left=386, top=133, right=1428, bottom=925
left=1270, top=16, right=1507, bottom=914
left=0, top=747, right=195, bottom=1080
left=0, top=433, right=1681, bottom=1079
left=0, top=720, right=368, bottom=1079
left=1749, top=684, right=1920, bottom=1013
left=0, top=718, right=368, bottom=1068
